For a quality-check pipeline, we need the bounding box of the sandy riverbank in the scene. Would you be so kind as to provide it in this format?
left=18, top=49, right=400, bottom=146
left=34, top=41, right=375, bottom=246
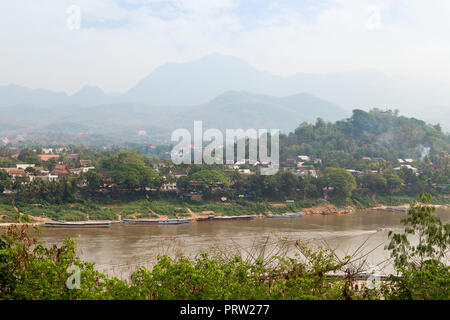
left=371, top=203, right=450, bottom=211
left=1, top=202, right=449, bottom=228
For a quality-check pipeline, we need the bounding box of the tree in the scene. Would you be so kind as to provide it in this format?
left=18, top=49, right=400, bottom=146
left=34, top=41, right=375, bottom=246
left=188, top=170, right=231, bottom=188
left=361, top=173, right=387, bottom=193
left=82, top=171, right=103, bottom=194
left=383, top=171, right=403, bottom=193
left=299, top=174, right=319, bottom=200
left=113, top=163, right=162, bottom=190
left=386, top=193, right=450, bottom=299
left=277, top=171, right=299, bottom=196
left=0, top=170, right=11, bottom=193
left=323, top=168, right=356, bottom=199
left=351, top=109, right=378, bottom=134
left=17, top=148, right=41, bottom=165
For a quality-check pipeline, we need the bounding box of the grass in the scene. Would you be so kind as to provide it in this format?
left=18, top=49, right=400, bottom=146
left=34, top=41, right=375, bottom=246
left=16, top=203, right=119, bottom=221
left=107, top=199, right=189, bottom=218
left=0, top=203, right=19, bottom=222
left=147, top=200, right=189, bottom=217
left=351, top=193, right=377, bottom=209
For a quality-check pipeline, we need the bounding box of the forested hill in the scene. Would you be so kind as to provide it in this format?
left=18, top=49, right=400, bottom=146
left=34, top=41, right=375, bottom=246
left=281, top=109, right=450, bottom=168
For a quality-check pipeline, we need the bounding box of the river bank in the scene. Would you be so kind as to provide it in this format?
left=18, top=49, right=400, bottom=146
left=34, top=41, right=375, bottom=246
left=2, top=201, right=450, bottom=228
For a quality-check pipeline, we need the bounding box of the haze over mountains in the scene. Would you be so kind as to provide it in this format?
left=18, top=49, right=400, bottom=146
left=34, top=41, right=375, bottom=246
left=0, top=53, right=448, bottom=145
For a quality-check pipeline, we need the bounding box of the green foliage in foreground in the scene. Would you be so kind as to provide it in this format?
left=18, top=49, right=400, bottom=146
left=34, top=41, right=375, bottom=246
left=0, top=227, right=358, bottom=300
left=385, top=193, right=450, bottom=299
left=0, top=194, right=448, bottom=300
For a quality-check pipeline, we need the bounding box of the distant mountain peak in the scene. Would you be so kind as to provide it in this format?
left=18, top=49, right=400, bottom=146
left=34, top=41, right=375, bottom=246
left=209, top=90, right=254, bottom=103
left=72, top=85, right=105, bottom=96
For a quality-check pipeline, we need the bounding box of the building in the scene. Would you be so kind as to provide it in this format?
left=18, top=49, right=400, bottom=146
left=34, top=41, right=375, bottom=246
left=30, top=174, right=58, bottom=182
left=3, top=168, right=25, bottom=178
left=41, top=148, right=53, bottom=154
left=72, top=166, right=96, bottom=175
left=280, top=159, right=296, bottom=166
left=297, top=155, right=311, bottom=162
left=82, top=166, right=95, bottom=173
left=161, top=182, right=177, bottom=192
left=173, top=171, right=188, bottom=178
left=50, top=164, right=72, bottom=177
left=185, top=192, right=203, bottom=201
left=346, top=169, right=364, bottom=177
left=394, top=165, right=418, bottom=175
left=299, top=169, right=318, bottom=178
left=67, top=154, right=79, bottom=160
left=79, top=160, right=91, bottom=167
left=38, top=154, right=60, bottom=162
left=16, top=164, right=35, bottom=170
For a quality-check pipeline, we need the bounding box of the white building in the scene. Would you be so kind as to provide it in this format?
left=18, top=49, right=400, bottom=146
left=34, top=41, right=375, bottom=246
left=42, top=148, right=53, bottom=154
left=299, top=170, right=318, bottom=178
left=16, top=164, right=35, bottom=170
left=394, top=165, right=418, bottom=175
left=161, top=182, right=178, bottom=192
left=297, top=155, right=311, bottom=162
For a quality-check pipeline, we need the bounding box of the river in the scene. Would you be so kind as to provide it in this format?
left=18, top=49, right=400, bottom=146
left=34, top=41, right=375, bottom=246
left=36, top=209, right=450, bottom=279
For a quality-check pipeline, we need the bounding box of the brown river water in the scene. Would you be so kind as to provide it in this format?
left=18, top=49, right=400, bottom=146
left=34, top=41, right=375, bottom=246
left=36, top=209, right=450, bottom=279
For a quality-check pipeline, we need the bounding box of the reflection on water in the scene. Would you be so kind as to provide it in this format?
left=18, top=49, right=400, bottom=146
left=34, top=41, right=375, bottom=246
left=37, top=209, right=450, bottom=279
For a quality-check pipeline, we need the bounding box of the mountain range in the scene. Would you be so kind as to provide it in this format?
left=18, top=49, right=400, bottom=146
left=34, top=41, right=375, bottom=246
left=0, top=90, right=347, bottom=144
left=0, top=53, right=448, bottom=145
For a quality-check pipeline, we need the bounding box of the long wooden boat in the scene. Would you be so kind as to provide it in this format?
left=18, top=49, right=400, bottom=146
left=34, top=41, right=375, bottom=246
left=123, top=219, right=159, bottom=225
left=211, top=215, right=255, bottom=221
left=122, top=218, right=192, bottom=225
left=43, top=221, right=111, bottom=228
left=158, top=218, right=192, bottom=224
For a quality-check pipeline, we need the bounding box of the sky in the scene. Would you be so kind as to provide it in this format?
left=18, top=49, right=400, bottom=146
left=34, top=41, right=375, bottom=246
left=1, top=0, right=450, bottom=94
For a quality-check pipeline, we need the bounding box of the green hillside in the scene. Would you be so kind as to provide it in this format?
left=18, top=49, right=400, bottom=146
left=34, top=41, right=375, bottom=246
left=281, top=109, right=450, bottom=168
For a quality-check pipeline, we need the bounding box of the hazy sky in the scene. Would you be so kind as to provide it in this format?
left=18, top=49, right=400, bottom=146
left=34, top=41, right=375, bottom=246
left=1, top=0, right=450, bottom=94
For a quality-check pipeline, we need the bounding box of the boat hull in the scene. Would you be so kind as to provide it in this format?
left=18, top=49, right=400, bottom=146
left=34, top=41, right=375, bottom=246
left=43, top=221, right=111, bottom=228
left=210, top=215, right=255, bottom=221
left=158, top=219, right=192, bottom=224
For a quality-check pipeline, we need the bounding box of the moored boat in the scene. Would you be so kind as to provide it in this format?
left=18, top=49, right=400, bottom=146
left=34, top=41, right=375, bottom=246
left=123, top=219, right=160, bottom=225
left=211, top=215, right=255, bottom=221
left=158, top=218, right=192, bottom=224
left=43, top=221, right=111, bottom=228
left=123, top=218, right=192, bottom=225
